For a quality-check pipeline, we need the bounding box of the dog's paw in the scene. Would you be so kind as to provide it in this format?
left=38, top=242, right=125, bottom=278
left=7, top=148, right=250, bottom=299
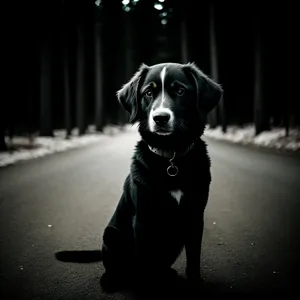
left=157, top=268, right=178, bottom=287
left=164, top=268, right=178, bottom=281
left=186, top=270, right=202, bottom=287
left=135, top=268, right=178, bottom=290
left=100, top=272, right=127, bottom=293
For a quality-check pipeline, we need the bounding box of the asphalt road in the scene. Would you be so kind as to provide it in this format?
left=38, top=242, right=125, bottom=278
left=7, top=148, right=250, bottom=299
left=1, top=129, right=300, bottom=299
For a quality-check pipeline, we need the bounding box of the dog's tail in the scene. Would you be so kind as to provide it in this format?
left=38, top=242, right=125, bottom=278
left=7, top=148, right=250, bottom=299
left=55, top=250, right=102, bottom=263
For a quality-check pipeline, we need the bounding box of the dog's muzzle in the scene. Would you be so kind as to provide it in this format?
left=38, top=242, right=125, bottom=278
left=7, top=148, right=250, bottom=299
left=149, top=107, right=174, bottom=135
left=153, top=111, right=170, bottom=126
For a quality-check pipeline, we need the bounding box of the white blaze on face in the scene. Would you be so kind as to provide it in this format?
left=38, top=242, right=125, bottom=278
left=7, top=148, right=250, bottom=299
left=160, top=66, right=167, bottom=106
left=148, top=66, right=174, bottom=134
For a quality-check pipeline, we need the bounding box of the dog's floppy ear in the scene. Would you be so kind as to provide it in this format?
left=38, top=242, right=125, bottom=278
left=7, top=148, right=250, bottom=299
left=117, top=63, right=149, bottom=123
left=183, top=62, right=223, bottom=114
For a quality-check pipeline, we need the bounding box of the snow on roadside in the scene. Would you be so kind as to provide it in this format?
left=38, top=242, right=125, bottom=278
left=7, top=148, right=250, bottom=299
left=1, top=123, right=299, bottom=168
left=204, top=125, right=300, bottom=152
left=0, top=124, right=134, bottom=168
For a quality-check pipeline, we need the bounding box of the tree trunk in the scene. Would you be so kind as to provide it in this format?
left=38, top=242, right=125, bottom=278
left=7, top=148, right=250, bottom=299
left=219, top=95, right=227, bottom=133
left=119, top=12, right=136, bottom=125
left=61, top=26, right=72, bottom=138
left=0, top=90, right=7, bottom=150
left=101, top=1, right=124, bottom=125
left=253, top=12, right=269, bottom=135
left=61, top=2, right=72, bottom=138
left=39, top=33, right=53, bottom=136
left=26, top=74, right=35, bottom=144
left=283, top=114, right=290, bottom=137
left=180, top=19, right=189, bottom=64
left=76, top=22, right=86, bottom=136
left=95, top=22, right=104, bottom=132
left=0, top=125, right=7, bottom=151
left=208, top=3, right=219, bottom=129
left=63, top=40, right=72, bottom=138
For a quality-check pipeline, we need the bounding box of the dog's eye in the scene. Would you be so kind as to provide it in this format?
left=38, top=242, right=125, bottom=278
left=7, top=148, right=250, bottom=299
left=176, top=87, right=185, bottom=96
left=145, top=90, right=153, bottom=98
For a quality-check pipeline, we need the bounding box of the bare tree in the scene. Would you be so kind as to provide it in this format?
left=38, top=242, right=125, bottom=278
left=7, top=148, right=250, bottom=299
left=63, top=45, right=72, bottom=138
left=39, top=32, right=53, bottom=137
left=180, top=19, right=189, bottom=64
left=26, top=74, right=35, bottom=145
left=0, top=123, right=7, bottom=151
left=75, top=21, right=86, bottom=136
left=94, top=21, right=104, bottom=131
left=61, top=1, right=72, bottom=138
left=207, top=2, right=220, bottom=129
left=253, top=11, right=269, bottom=135
left=118, top=9, right=136, bottom=125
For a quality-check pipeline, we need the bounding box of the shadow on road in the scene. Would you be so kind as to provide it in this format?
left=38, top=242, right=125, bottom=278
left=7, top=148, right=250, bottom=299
left=55, top=250, right=102, bottom=263
left=54, top=250, right=293, bottom=294
left=128, top=277, right=242, bottom=299
left=54, top=250, right=240, bottom=295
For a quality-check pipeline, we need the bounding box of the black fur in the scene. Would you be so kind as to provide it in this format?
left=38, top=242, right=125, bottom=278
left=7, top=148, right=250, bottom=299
left=100, top=62, right=223, bottom=292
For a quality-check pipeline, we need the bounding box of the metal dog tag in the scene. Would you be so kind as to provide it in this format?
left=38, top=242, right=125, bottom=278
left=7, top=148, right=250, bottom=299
left=167, top=165, right=179, bottom=177
left=167, top=152, right=179, bottom=176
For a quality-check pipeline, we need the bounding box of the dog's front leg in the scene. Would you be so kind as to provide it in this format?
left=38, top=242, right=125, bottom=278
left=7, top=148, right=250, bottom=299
left=184, top=188, right=209, bottom=285
left=185, top=214, right=204, bottom=285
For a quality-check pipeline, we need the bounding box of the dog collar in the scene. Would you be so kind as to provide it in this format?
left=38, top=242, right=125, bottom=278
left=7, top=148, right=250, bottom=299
left=148, top=142, right=195, bottom=177
left=148, top=144, right=194, bottom=159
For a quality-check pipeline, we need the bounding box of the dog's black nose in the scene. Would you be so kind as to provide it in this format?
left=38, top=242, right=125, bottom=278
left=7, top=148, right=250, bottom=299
left=153, top=112, right=171, bottom=126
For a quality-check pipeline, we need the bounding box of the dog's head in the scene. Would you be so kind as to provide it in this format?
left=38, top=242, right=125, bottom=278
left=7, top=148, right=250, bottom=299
left=117, top=62, right=223, bottom=150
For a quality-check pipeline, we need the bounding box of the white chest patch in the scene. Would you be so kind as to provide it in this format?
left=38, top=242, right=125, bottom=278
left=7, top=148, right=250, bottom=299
left=170, top=189, right=183, bottom=204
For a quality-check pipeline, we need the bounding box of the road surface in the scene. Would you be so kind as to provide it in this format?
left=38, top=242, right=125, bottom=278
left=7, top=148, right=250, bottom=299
left=1, top=128, right=300, bottom=299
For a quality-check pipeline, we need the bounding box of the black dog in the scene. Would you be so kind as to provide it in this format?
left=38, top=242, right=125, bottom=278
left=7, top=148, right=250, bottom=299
left=100, top=62, right=223, bottom=292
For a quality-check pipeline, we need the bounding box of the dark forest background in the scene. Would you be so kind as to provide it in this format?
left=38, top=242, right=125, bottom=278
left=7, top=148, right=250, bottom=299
left=1, top=0, right=299, bottom=151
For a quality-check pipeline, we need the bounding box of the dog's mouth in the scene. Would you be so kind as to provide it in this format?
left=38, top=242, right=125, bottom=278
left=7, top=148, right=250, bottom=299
left=152, top=123, right=173, bottom=136
left=154, top=129, right=172, bottom=136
